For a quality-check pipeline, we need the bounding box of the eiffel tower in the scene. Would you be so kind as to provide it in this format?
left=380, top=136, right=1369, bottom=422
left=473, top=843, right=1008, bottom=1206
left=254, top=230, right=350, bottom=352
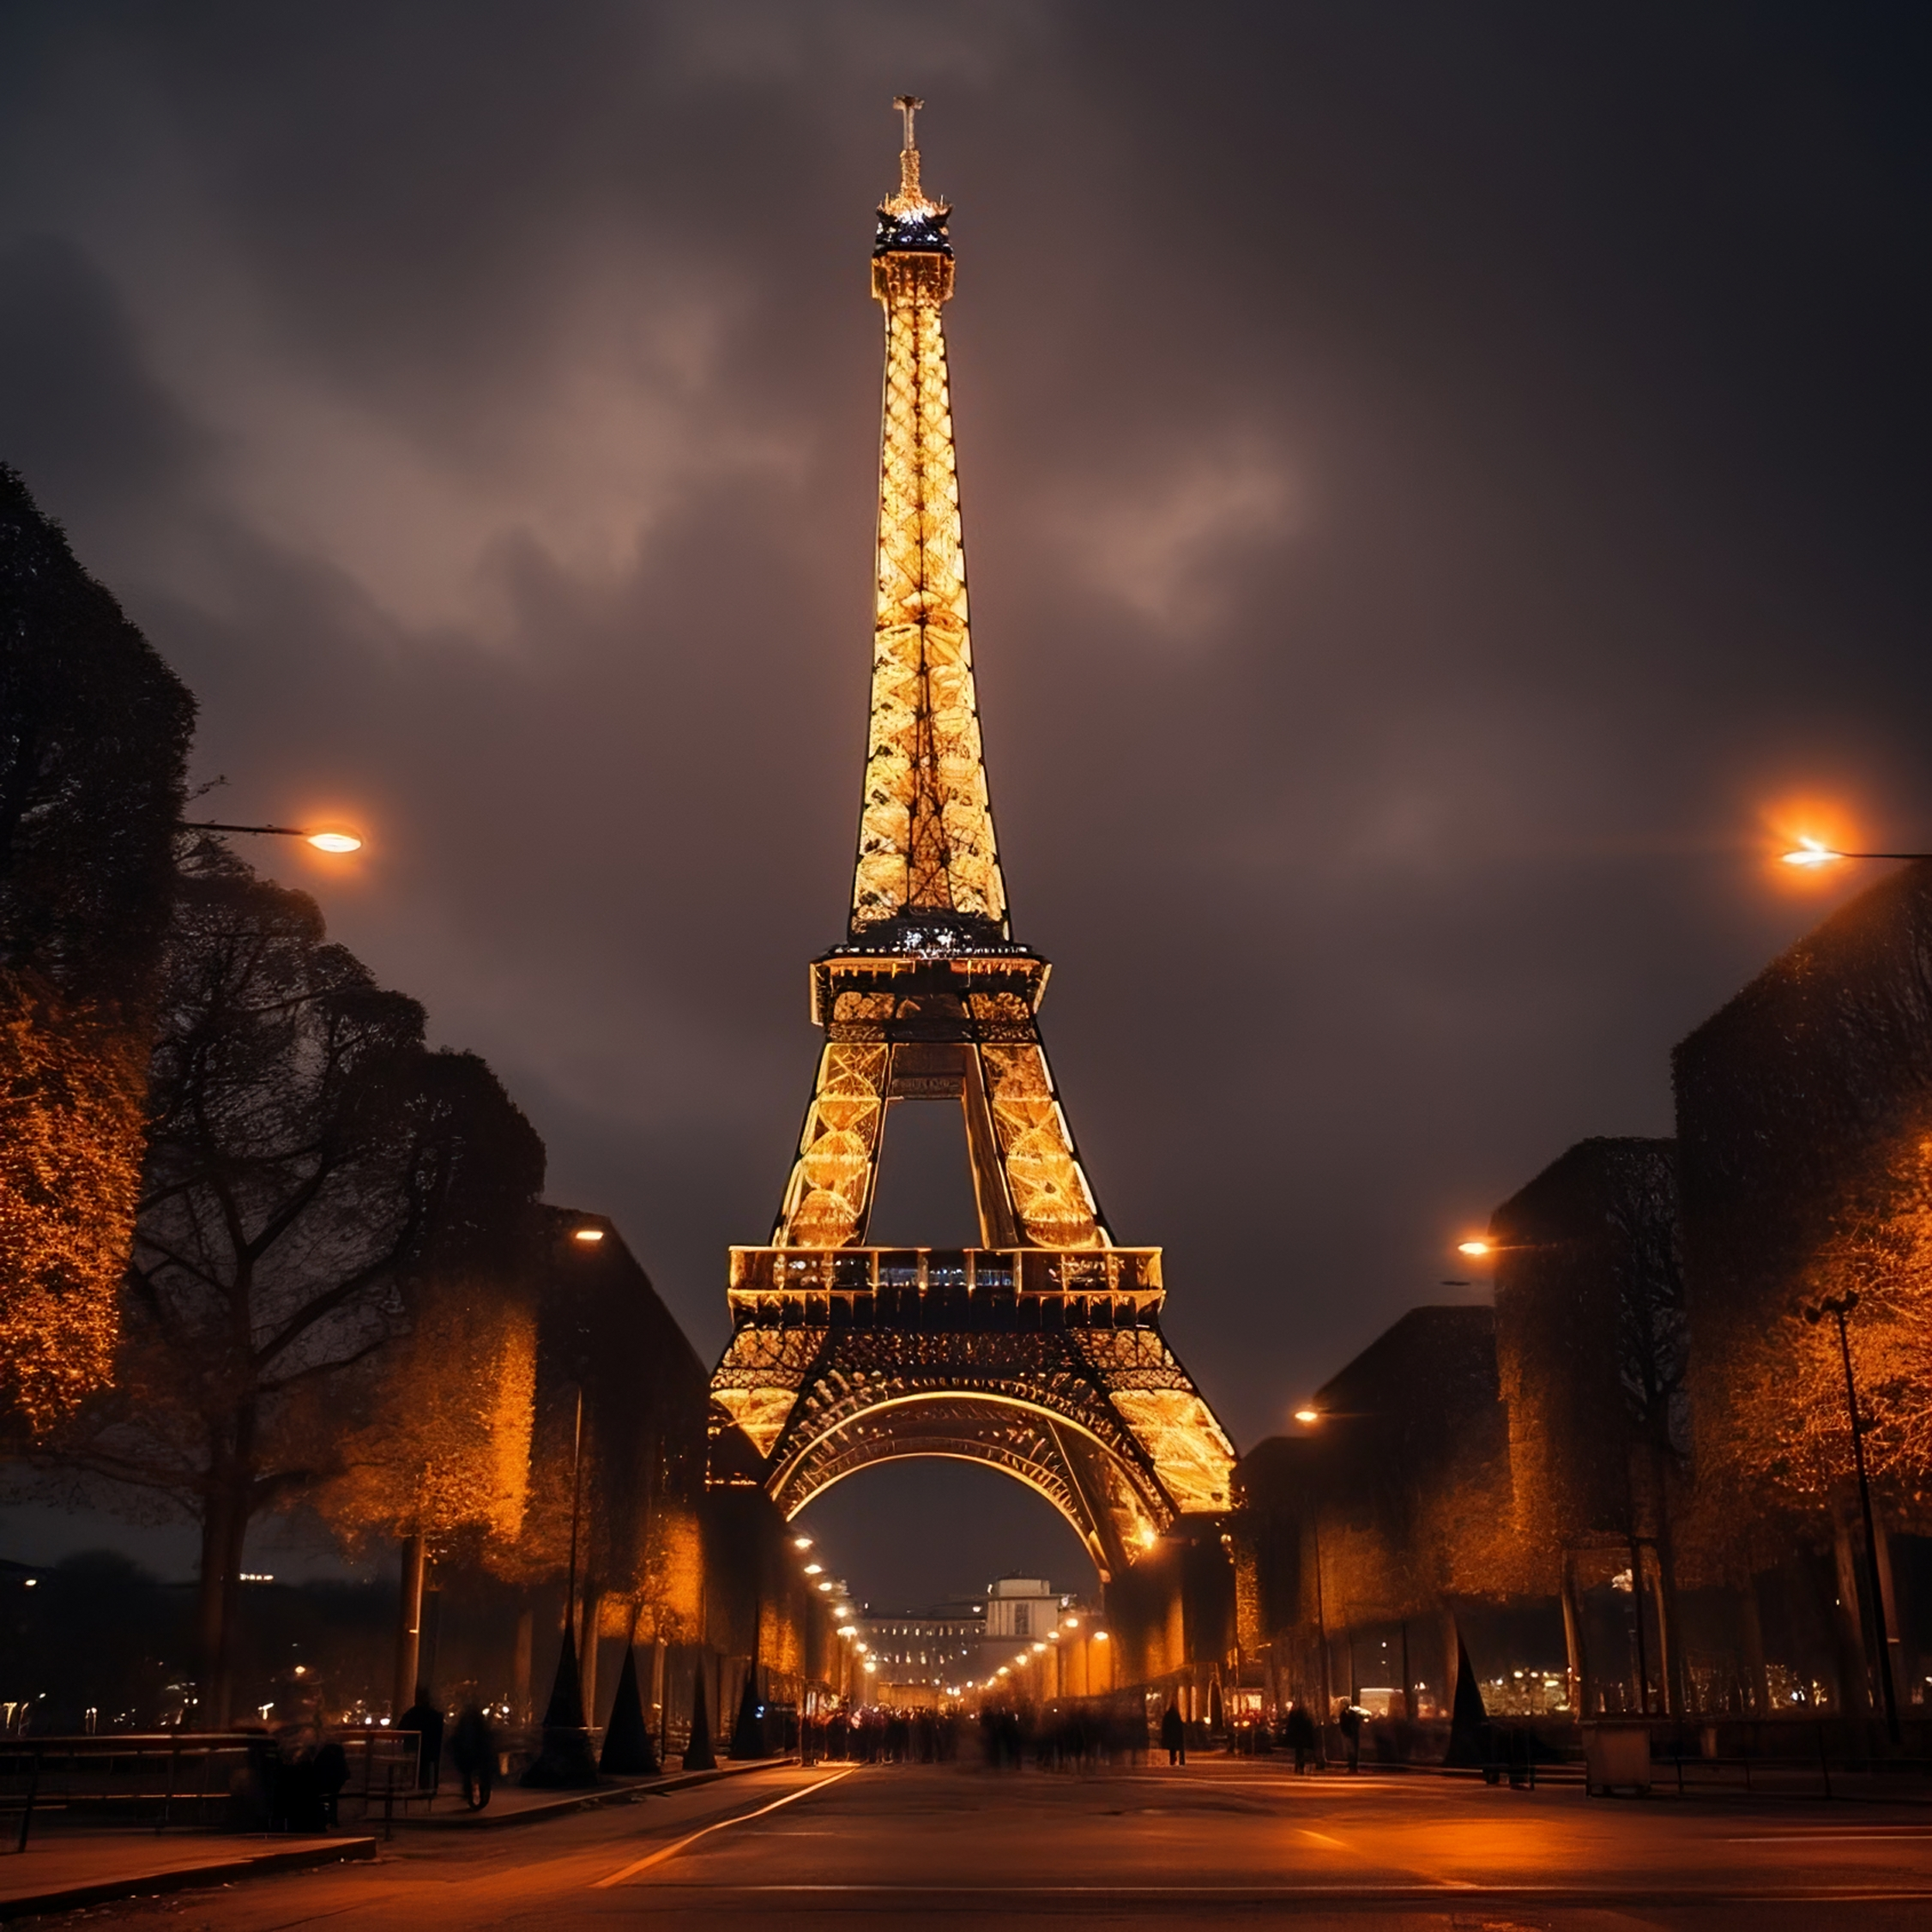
left=708, top=101, right=1235, bottom=1585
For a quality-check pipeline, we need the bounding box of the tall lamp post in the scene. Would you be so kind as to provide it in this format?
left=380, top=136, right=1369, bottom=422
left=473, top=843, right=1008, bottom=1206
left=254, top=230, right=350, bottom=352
left=1294, top=1406, right=1336, bottom=1756
left=1802, top=1290, right=1901, bottom=1744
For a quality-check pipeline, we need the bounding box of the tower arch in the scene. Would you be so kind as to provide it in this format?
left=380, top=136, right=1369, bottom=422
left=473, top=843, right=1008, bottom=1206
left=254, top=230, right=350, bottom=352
left=772, top=1389, right=1170, bottom=1581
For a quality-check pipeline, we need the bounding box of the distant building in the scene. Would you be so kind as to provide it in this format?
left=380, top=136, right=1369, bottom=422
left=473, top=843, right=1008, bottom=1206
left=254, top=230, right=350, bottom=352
left=854, top=1577, right=1094, bottom=1703
left=856, top=1603, right=985, bottom=1705
left=858, top=1608, right=983, bottom=1676
left=983, top=1575, right=1070, bottom=1640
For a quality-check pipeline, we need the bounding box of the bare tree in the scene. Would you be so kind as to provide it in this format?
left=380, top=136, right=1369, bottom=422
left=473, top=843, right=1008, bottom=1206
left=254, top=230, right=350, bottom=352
left=42, top=846, right=543, bottom=1722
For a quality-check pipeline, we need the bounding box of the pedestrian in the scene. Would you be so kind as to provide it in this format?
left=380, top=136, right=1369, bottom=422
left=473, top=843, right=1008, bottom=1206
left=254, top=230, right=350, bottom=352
left=313, top=1733, right=349, bottom=1828
left=1161, top=1698, right=1186, bottom=1767
left=273, top=1713, right=325, bottom=1832
left=1337, top=1701, right=1361, bottom=1775
left=399, top=1687, right=444, bottom=1793
left=1285, top=1700, right=1318, bottom=1775
left=450, top=1703, right=496, bottom=1811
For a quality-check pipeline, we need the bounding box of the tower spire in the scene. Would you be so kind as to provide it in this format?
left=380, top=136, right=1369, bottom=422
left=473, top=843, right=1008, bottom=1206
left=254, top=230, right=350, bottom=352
left=893, top=93, right=923, bottom=203
left=854, top=100, right=1005, bottom=943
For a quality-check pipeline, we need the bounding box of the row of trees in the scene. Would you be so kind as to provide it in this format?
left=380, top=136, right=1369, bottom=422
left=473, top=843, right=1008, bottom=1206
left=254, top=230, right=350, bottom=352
left=1238, top=865, right=1932, bottom=1731
left=0, top=464, right=701, bottom=1728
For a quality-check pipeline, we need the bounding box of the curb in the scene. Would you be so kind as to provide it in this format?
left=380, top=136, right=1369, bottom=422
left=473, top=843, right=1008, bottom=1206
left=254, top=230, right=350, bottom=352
left=395, top=1755, right=796, bottom=1829
left=0, top=1836, right=377, bottom=1923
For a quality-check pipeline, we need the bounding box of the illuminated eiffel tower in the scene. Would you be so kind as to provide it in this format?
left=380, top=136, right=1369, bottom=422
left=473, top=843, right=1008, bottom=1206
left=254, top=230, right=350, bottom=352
left=709, top=102, right=1234, bottom=1584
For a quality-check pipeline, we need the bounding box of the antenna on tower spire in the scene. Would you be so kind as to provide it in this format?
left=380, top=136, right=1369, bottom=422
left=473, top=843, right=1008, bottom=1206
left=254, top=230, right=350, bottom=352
left=892, top=94, right=926, bottom=205
left=877, top=94, right=947, bottom=251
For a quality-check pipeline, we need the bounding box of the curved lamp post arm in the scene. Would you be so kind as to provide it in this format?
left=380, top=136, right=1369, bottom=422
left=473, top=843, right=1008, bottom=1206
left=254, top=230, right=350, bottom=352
left=179, top=821, right=363, bottom=853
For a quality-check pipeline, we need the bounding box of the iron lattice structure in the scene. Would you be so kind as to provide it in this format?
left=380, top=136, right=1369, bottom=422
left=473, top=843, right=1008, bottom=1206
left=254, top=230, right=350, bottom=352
left=709, top=105, right=1235, bottom=1579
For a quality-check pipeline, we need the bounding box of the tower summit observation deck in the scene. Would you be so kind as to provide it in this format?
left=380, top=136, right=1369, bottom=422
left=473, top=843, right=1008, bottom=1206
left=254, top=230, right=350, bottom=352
left=708, top=103, right=1234, bottom=1582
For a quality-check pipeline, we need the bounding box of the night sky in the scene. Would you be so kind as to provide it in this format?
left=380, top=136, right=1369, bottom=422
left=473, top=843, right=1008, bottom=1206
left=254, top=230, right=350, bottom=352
left=3, top=3, right=1929, bottom=1608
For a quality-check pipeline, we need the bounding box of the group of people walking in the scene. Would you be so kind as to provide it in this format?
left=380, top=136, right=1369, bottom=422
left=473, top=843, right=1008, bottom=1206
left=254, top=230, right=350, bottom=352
left=1159, top=1697, right=1362, bottom=1773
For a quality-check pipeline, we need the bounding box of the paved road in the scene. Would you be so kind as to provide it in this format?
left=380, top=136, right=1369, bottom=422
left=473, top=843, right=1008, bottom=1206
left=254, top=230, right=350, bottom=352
left=39, top=1759, right=1932, bottom=1929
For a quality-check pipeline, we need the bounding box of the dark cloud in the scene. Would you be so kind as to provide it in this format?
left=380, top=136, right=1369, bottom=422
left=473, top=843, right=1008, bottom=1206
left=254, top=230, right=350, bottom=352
left=0, top=235, right=210, bottom=527
left=2, top=1, right=1929, bottom=1601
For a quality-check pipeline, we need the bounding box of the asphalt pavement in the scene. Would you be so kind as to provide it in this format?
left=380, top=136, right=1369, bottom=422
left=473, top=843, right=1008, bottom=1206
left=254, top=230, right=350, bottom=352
left=19, top=1757, right=1932, bottom=1929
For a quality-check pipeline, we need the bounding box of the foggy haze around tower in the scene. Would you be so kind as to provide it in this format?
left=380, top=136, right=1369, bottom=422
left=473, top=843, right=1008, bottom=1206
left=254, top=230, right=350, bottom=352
left=2, top=3, right=1929, bottom=1601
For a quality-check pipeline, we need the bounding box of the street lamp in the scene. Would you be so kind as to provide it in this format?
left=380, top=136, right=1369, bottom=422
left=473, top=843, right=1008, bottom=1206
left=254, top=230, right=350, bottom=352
left=1802, top=1290, right=1901, bottom=1742
left=1295, top=1404, right=1338, bottom=1747
left=180, top=819, right=364, bottom=853
left=1780, top=839, right=1932, bottom=868
left=1454, top=1238, right=1530, bottom=1259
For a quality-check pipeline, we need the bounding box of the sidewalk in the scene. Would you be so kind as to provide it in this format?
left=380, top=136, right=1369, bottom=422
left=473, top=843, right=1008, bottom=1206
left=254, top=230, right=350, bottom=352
left=0, top=1832, right=374, bottom=1922
left=0, top=1761, right=795, bottom=1916
left=389, top=1754, right=792, bottom=1829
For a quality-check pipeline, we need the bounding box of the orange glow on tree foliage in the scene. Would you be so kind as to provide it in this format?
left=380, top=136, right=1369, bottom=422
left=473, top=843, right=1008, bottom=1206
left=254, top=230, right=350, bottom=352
left=0, top=974, right=148, bottom=1434
left=1, top=465, right=194, bottom=1434
left=317, top=1286, right=539, bottom=1547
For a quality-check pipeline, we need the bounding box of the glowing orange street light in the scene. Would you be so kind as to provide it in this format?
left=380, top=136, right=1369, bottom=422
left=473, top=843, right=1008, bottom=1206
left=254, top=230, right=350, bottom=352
left=1457, top=1240, right=1492, bottom=1258
left=571, top=1227, right=605, bottom=1244
left=181, top=819, right=365, bottom=853
left=1780, top=838, right=1932, bottom=868
left=1293, top=1407, right=1320, bottom=1425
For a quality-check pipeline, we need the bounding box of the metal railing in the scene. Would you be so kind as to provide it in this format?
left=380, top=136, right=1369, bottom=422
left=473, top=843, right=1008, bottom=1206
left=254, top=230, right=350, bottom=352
left=1, top=1730, right=426, bottom=1850
left=728, top=1246, right=1165, bottom=1325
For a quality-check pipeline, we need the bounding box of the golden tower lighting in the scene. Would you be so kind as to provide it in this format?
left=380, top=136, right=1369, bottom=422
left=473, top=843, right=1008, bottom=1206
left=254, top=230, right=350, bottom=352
left=705, top=102, right=1234, bottom=1582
